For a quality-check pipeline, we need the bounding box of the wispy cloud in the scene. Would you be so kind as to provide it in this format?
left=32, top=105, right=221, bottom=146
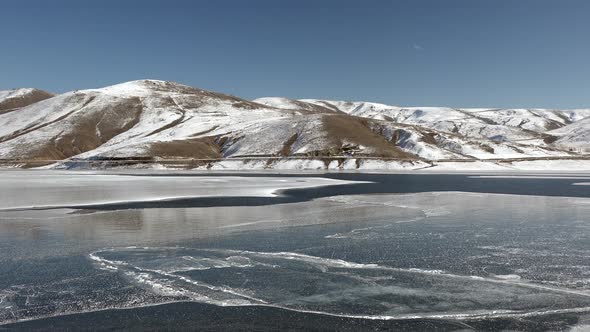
left=413, top=44, right=424, bottom=51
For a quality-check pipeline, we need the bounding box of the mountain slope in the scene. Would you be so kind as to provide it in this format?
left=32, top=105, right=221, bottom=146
left=0, top=81, right=418, bottom=164
left=302, top=99, right=590, bottom=138
left=550, top=117, right=590, bottom=152
left=0, top=80, right=588, bottom=169
left=301, top=99, right=590, bottom=155
left=0, top=88, right=53, bottom=114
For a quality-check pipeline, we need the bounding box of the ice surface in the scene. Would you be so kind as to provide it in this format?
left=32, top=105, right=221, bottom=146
left=0, top=170, right=364, bottom=210
left=2, top=173, right=590, bottom=326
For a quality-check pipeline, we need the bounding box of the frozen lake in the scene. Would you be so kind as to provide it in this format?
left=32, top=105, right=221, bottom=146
left=1, top=170, right=590, bottom=331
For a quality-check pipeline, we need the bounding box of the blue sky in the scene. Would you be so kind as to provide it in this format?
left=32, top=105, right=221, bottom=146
left=1, top=0, right=589, bottom=108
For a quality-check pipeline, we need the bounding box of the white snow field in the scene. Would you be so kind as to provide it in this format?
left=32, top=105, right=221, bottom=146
left=0, top=170, right=364, bottom=210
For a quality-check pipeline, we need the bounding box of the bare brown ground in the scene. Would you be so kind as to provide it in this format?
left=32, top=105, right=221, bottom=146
left=320, top=114, right=418, bottom=159
left=420, top=132, right=438, bottom=145
left=149, top=137, right=222, bottom=159
left=543, top=135, right=559, bottom=144
left=280, top=133, right=299, bottom=156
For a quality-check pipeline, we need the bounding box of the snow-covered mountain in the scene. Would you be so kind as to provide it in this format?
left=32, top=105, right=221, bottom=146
left=0, top=80, right=588, bottom=170
left=549, top=117, right=590, bottom=152
left=255, top=97, right=590, bottom=158
left=0, top=88, right=53, bottom=113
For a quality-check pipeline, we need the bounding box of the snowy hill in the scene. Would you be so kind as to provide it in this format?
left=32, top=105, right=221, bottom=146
left=550, top=117, right=590, bottom=152
left=0, top=80, right=588, bottom=170
left=301, top=99, right=590, bottom=141
left=0, top=88, right=53, bottom=113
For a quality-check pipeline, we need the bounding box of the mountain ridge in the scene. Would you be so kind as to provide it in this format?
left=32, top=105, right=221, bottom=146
left=0, top=80, right=588, bottom=170
left=0, top=88, right=54, bottom=114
